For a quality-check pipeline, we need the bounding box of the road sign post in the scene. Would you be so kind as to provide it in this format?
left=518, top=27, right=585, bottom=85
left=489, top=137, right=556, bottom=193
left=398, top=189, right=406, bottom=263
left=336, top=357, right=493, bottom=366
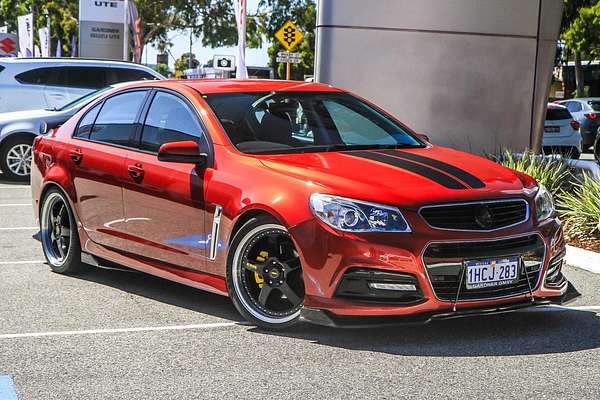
left=275, top=20, right=304, bottom=80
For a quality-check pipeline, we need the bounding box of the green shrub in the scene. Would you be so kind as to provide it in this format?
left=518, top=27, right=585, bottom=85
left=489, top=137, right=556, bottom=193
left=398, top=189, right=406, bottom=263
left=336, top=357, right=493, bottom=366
left=558, top=174, right=600, bottom=236
left=490, top=150, right=572, bottom=195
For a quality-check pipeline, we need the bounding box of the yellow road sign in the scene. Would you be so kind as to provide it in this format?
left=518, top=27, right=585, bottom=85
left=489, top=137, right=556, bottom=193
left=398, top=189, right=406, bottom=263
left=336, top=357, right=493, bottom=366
left=275, top=20, right=304, bottom=51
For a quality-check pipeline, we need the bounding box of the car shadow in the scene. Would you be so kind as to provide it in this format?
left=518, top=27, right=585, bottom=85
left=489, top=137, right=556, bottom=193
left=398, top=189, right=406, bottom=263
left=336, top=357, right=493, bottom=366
left=0, top=173, right=29, bottom=185
left=69, top=263, right=244, bottom=323
left=248, top=308, right=600, bottom=357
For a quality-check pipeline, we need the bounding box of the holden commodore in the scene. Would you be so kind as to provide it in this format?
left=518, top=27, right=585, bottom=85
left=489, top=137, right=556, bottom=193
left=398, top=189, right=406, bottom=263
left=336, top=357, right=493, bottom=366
left=31, top=80, right=579, bottom=329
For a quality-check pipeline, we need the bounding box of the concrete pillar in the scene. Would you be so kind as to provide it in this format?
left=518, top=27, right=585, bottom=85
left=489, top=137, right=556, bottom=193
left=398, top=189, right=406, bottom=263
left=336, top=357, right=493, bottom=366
left=315, top=0, right=564, bottom=154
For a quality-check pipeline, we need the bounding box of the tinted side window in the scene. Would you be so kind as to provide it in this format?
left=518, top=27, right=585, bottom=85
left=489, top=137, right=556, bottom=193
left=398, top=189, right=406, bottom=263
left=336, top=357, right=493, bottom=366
left=91, top=91, right=147, bottom=146
left=75, top=103, right=102, bottom=139
left=50, top=67, right=107, bottom=89
left=112, top=68, right=156, bottom=84
left=15, top=68, right=52, bottom=85
left=565, top=101, right=582, bottom=113
left=140, top=92, right=206, bottom=153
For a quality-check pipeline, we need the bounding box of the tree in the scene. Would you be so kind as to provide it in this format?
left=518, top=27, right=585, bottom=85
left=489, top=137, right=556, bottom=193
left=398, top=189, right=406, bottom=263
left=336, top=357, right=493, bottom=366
left=174, top=52, right=198, bottom=78
left=0, top=0, right=79, bottom=56
left=257, top=0, right=316, bottom=79
left=561, top=0, right=600, bottom=96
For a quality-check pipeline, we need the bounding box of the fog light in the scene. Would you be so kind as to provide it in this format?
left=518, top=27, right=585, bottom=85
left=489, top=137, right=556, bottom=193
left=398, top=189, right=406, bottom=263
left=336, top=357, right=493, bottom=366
left=368, top=282, right=417, bottom=291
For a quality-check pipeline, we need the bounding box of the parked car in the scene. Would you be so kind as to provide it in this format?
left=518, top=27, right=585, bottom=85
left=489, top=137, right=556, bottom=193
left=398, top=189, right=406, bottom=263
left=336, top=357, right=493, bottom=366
left=542, top=103, right=582, bottom=159
left=595, top=132, right=600, bottom=164
left=31, top=80, right=578, bottom=330
left=0, top=86, right=114, bottom=180
left=0, top=58, right=163, bottom=113
left=556, top=98, right=600, bottom=149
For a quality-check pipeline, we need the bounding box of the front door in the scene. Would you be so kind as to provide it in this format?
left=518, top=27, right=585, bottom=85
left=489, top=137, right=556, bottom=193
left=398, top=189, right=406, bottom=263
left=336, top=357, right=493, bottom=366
left=70, top=90, right=148, bottom=251
left=122, top=91, right=211, bottom=270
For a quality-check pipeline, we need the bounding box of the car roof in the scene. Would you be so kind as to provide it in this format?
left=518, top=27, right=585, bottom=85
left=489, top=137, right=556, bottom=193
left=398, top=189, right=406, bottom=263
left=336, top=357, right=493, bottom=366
left=178, top=79, right=345, bottom=94
left=547, top=103, right=568, bottom=109
left=561, top=98, right=600, bottom=102
left=0, top=57, right=149, bottom=67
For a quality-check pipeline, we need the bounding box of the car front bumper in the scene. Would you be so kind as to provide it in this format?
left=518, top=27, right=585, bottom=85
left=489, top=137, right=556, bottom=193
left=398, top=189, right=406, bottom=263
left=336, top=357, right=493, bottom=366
left=290, top=216, right=573, bottom=322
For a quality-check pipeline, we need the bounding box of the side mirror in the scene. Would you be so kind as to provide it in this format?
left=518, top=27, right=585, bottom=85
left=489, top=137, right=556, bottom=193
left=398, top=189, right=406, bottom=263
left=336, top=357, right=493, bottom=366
left=416, top=133, right=430, bottom=142
left=157, top=141, right=207, bottom=165
left=39, top=121, right=48, bottom=135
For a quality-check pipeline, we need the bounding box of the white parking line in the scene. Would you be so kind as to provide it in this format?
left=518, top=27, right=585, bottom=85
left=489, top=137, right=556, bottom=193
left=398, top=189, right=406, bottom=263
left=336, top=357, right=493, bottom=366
left=0, top=322, right=240, bottom=339
left=0, top=227, right=38, bottom=231
left=0, top=185, right=30, bottom=189
left=0, top=204, right=30, bottom=207
left=0, top=260, right=45, bottom=265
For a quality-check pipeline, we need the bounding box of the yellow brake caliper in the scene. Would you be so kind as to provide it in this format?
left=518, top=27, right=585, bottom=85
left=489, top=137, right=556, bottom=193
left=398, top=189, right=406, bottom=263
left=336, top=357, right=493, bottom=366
left=248, top=251, right=269, bottom=288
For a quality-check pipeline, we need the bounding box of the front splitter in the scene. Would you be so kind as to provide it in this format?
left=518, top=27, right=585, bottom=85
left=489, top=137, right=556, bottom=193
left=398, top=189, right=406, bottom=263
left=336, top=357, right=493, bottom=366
left=300, top=282, right=582, bottom=328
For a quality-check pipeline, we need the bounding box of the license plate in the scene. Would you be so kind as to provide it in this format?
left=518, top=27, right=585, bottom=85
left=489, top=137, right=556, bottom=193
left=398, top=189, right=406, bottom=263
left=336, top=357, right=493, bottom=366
left=465, top=257, right=520, bottom=290
left=544, top=126, right=560, bottom=133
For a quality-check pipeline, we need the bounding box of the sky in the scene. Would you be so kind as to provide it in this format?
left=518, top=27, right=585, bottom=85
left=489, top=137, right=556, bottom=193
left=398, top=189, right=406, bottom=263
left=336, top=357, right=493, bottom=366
left=144, top=0, right=270, bottom=69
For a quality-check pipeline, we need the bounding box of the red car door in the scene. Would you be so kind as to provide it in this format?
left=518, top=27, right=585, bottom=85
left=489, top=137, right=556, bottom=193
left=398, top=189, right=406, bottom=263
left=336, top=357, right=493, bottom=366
left=121, top=90, right=210, bottom=271
left=69, top=90, right=149, bottom=251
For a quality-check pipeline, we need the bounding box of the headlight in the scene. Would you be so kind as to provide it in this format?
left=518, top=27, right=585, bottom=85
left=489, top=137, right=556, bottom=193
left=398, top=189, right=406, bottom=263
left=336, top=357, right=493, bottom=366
left=309, top=193, right=411, bottom=233
left=534, top=184, right=554, bottom=222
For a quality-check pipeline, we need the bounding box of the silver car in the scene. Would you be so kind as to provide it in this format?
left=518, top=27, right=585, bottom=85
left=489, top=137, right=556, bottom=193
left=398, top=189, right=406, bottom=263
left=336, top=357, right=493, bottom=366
left=543, top=103, right=582, bottom=159
left=0, top=87, right=113, bottom=180
left=0, top=58, right=163, bottom=113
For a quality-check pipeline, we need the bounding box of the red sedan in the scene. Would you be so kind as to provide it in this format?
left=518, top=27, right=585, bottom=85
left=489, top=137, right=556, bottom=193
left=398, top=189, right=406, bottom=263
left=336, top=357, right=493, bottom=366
left=31, top=80, right=578, bottom=329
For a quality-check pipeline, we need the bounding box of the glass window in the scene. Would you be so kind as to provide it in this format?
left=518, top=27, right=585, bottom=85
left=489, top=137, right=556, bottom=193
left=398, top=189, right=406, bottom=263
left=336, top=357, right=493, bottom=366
left=204, top=92, right=422, bottom=154
left=56, top=67, right=107, bottom=89
left=15, top=68, right=52, bottom=85
left=75, top=103, right=102, bottom=139
left=565, top=101, right=582, bottom=113
left=112, top=68, right=156, bottom=84
left=545, top=107, right=572, bottom=121
left=91, top=91, right=147, bottom=146
left=588, top=101, right=600, bottom=112
left=140, top=92, right=206, bottom=153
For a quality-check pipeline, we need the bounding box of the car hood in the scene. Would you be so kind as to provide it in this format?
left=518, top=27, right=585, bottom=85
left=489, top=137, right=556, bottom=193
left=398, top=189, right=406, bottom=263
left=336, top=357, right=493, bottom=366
left=257, top=146, right=530, bottom=210
left=0, top=109, right=56, bottom=124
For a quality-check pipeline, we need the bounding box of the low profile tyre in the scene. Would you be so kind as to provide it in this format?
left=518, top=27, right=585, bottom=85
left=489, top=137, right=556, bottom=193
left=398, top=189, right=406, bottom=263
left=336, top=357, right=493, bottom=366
left=40, top=188, right=86, bottom=274
left=0, top=135, right=34, bottom=181
left=227, top=216, right=305, bottom=330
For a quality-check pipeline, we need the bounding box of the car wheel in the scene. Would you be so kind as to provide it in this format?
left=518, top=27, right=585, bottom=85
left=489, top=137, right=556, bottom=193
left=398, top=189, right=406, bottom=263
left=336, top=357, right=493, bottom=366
left=40, top=188, right=86, bottom=274
left=227, top=216, right=305, bottom=330
left=0, top=135, right=34, bottom=181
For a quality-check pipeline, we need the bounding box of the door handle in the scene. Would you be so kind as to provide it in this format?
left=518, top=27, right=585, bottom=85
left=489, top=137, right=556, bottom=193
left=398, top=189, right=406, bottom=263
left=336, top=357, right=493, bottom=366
left=70, top=149, right=83, bottom=164
left=127, top=163, right=144, bottom=181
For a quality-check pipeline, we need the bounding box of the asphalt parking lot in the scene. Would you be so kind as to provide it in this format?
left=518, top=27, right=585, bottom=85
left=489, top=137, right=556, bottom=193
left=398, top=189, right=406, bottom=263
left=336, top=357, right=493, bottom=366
left=1, top=177, right=600, bottom=400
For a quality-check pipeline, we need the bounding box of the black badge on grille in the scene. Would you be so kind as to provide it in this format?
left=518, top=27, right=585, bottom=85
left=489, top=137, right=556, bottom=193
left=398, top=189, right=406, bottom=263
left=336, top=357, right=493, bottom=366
left=474, top=204, right=494, bottom=229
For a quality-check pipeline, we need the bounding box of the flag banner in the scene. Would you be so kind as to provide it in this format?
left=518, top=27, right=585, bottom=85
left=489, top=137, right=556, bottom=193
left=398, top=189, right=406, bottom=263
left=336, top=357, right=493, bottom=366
left=234, top=0, right=248, bottom=79
left=56, top=38, right=62, bottom=57
left=34, top=45, right=41, bottom=58
left=17, top=13, right=34, bottom=57
left=128, top=0, right=142, bottom=63
left=70, top=34, right=76, bottom=57
left=39, top=28, right=50, bottom=57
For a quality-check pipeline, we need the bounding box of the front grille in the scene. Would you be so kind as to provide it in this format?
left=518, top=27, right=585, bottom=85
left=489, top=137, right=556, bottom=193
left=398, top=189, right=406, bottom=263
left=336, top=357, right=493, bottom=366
left=420, top=199, right=529, bottom=231
left=423, top=235, right=545, bottom=301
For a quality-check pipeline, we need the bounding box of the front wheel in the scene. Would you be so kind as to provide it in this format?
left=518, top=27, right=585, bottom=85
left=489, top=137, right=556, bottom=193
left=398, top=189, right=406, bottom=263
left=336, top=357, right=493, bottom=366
left=0, top=135, right=34, bottom=181
left=227, top=216, right=305, bottom=330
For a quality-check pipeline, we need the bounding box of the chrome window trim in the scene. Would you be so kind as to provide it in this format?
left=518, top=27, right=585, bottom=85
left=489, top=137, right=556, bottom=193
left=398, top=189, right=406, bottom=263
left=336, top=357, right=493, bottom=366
left=420, top=232, right=546, bottom=303
left=418, top=198, right=530, bottom=232
left=208, top=205, right=223, bottom=261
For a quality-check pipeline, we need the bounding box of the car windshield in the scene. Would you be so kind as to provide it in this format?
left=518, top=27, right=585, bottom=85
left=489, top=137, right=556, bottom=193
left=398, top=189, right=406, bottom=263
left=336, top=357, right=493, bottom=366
left=49, top=87, right=112, bottom=112
left=203, top=92, right=424, bottom=154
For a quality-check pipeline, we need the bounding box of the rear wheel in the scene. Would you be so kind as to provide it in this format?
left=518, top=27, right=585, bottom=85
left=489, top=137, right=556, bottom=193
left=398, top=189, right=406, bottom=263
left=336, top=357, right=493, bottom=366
left=227, top=216, right=305, bottom=330
left=40, top=188, right=86, bottom=274
left=0, top=135, right=34, bottom=181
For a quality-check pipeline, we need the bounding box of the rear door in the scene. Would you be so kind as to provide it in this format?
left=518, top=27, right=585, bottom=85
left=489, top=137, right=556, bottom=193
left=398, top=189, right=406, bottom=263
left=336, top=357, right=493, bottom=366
left=122, top=90, right=211, bottom=270
left=44, top=66, right=107, bottom=109
left=69, top=89, right=149, bottom=251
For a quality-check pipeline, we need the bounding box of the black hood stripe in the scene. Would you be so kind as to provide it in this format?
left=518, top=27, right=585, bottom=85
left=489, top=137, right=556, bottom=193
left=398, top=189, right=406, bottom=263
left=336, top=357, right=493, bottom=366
left=382, top=150, right=486, bottom=189
left=348, top=151, right=468, bottom=190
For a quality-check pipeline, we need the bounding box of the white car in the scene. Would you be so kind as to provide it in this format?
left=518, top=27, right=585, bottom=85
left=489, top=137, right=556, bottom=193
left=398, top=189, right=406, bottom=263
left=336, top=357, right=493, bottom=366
left=0, top=58, right=163, bottom=113
left=543, top=103, right=582, bottom=159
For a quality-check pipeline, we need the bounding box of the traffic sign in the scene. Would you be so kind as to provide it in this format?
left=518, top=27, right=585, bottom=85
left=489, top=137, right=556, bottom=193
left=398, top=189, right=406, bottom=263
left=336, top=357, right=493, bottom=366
left=275, top=20, right=304, bottom=51
left=276, top=52, right=302, bottom=64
